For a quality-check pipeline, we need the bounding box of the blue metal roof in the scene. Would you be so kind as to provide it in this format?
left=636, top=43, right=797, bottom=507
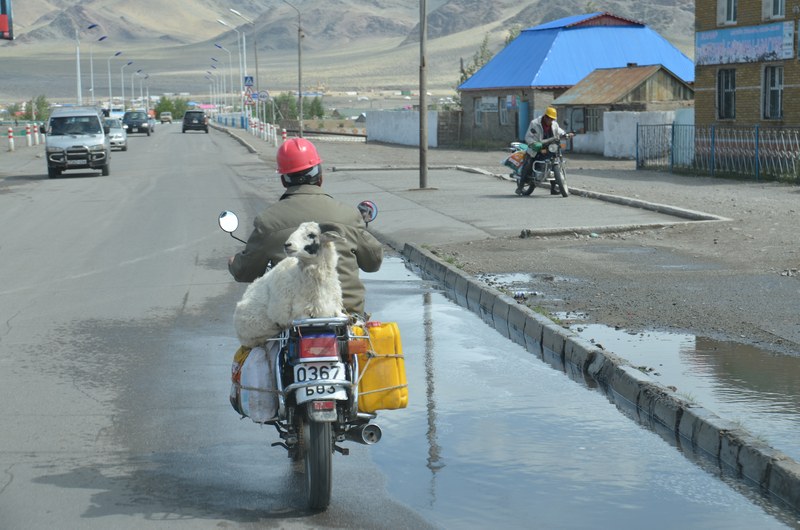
left=459, top=13, right=694, bottom=91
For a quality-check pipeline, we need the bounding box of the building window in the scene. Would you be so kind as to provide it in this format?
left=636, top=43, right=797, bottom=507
left=586, top=107, right=603, bottom=132
left=718, top=0, right=737, bottom=24
left=499, top=100, right=509, bottom=125
left=474, top=97, right=482, bottom=126
left=763, top=0, right=785, bottom=19
left=763, top=66, right=783, bottom=119
left=717, top=69, right=736, bottom=119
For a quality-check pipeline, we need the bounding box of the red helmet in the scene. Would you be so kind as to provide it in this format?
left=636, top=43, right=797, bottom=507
left=276, top=138, right=322, bottom=175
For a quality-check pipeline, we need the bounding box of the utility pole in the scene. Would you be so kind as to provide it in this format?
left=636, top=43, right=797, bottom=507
left=419, top=0, right=428, bottom=188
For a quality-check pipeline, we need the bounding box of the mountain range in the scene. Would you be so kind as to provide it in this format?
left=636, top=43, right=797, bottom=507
left=1, top=0, right=695, bottom=102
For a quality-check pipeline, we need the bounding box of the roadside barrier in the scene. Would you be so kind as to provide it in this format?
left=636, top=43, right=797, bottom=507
left=7, top=127, right=13, bottom=151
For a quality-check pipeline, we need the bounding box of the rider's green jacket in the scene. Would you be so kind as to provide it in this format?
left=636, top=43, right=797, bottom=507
left=228, top=184, right=384, bottom=315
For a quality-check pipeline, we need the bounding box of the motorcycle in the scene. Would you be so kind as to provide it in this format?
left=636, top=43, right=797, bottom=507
left=503, top=135, right=570, bottom=197
left=218, top=203, right=403, bottom=512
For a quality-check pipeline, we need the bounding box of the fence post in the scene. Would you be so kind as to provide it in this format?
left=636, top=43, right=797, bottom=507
left=635, top=123, right=640, bottom=169
left=669, top=123, right=675, bottom=173
left=754, top=125, right=760, bottom=182
left=710, top=125, right=715, bottom=177
left=7, top=127, right=14, bottom=152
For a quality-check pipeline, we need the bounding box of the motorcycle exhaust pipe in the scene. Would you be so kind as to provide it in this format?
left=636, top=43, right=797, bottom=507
left=345, top=423, right=382, bottom=445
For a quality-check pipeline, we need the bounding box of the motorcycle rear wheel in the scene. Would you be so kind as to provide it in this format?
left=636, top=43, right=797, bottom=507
left=516, top=176, right=535, bottom=196
left=303, top=417, right=333, bottom=511
left=554, top=165, right=569, bottom=197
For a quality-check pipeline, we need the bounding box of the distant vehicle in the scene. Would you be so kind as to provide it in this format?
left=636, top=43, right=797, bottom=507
left=160, top=111, right=172, bottom=123
left=122, top=110, right=151, bottom=136
left=182, top=110, right=208, bottom=133
left=41, top=106, right=111, bottom=178
left=103, top=117, right=128, bottom=151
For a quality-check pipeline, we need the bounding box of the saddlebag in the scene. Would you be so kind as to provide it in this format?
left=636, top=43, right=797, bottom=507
left=230, top=343, right=279, bottom=422
left=503, top=150, right=526, bottom=170
left=351, top=321, right=408, bottom=413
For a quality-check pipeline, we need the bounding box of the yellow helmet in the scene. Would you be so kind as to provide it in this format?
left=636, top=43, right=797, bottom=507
left=544, top=106, right=557, bottom=120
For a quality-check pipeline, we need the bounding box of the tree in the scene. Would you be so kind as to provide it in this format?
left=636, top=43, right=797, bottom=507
left=458, top=33, right=493, bottom=87
left=274, top=92, right=298, bottom=121
left=23, top=95, right=50, bottom=121
left=154, top=96, right=189, bottom=118
left=505, top=24, right=521, bottom=46
left=306, top=96, right=325, bottom=119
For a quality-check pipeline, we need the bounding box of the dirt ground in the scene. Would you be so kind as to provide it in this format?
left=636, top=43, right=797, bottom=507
left=308, top=141, right=800, bottom=356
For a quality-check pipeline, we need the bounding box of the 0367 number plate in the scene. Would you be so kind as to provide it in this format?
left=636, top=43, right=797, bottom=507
left=293, top=362, right=347, bottom=403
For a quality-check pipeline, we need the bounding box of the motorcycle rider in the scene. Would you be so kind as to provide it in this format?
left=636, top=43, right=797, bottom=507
left=228, top=137, right=384, bottom=317
left=517, top=106, right=571, bottom=195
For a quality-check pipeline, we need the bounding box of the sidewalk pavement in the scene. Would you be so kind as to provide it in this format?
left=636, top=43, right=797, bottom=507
left=217, top=124, right=725, bottom=252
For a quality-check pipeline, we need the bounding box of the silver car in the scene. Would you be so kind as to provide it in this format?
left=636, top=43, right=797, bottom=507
left=104, top=118, right=128, bottom=151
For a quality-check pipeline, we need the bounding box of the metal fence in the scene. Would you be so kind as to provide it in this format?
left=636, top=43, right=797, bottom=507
left=637, top=124, right=800, bottom=182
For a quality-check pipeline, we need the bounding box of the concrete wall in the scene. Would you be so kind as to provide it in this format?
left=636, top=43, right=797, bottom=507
left=602, top=111, right=676, bottom=159
left=571, top=131, right=604, bottom=154
left=367, top=110, right=438, bottom=147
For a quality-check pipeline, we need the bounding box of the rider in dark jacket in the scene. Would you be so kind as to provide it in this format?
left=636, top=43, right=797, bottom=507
left=228, top=138, right=383, bottom=316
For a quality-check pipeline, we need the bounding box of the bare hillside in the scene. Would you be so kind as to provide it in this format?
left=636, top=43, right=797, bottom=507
left=1, top=0, right=694, bottom=100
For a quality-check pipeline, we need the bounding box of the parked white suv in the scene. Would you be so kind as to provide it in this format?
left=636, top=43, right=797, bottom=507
left=42, top=106, right=111, bottom=178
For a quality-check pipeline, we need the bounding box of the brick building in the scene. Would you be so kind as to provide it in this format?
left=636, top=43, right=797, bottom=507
left=696, top=0, right=800, bottom=127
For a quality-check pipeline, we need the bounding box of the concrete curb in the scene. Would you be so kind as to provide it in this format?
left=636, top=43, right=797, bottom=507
left=401, top=242, right=800, bottom=513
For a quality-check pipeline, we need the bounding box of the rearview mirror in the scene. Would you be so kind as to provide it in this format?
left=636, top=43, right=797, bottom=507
left=357, top=200, right=378, bottom=225
left=219, top=210, right=239, bottom=233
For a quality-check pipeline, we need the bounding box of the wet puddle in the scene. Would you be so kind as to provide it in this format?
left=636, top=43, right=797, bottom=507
left=478, top=272, right=800, bottom=464
left=568, top=323, right=800, bottom=463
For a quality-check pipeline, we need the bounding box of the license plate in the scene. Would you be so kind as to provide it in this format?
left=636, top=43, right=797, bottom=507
left=67, top=159, right=85, bottom=166
left=294, top=362, right=343, bottom=383
left=294, top=362, right=347, bottom=403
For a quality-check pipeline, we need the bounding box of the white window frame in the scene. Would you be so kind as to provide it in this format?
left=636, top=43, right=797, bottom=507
left=499, top=97, right=509, bottom=125
left=718, top=0, right=738, bottom=25
left=762, top=0, right=785, bottom=20
left=762, top=65, right=783, bottom=120
left=717, top=69, right=736, bottom=120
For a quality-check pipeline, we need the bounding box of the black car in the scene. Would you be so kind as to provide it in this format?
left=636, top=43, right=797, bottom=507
left=182, top=110, right=208, bottom=133
left=122, top=111, right=152, bottom=136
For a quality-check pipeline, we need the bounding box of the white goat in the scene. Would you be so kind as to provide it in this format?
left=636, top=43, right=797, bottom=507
left=234, top=222, right=346, bottom=347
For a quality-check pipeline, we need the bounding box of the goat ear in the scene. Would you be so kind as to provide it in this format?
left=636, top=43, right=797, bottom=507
left=320, top=230, right=345, bottom=244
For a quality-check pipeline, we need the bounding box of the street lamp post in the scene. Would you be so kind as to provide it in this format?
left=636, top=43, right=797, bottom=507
left=214, top=44, right=234, bottom=111
left=107, top=51, right=122, bottom=112
left=230, top=9, right=259, bottom=124
left=211, top=58, right=226, bottom=108
left=282, top=0, right=303, bottom=137
left=131, top=69, right=142, bottom=108
left=121, top=61, right=133, bottom=110
left=75, top=23, right=100, bottom=105
left=89, top=35, right=108, bottom=105
left=217, top=19, right=245, bottom=122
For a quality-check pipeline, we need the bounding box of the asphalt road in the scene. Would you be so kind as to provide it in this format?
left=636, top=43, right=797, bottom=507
left=0, top=128, right=797, bottom=528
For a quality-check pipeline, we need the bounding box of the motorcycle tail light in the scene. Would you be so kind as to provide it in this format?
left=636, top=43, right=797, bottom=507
left=312, top=400, right=335, bottom=411
left=298, top=333, right=339, bottom=359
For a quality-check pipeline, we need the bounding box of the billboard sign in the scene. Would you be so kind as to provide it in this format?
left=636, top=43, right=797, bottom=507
left=696, top=21, right=794, bottom=65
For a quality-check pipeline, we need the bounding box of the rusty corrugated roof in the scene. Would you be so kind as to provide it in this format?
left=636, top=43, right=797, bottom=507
left=553, top=64, right=670, bottom=105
